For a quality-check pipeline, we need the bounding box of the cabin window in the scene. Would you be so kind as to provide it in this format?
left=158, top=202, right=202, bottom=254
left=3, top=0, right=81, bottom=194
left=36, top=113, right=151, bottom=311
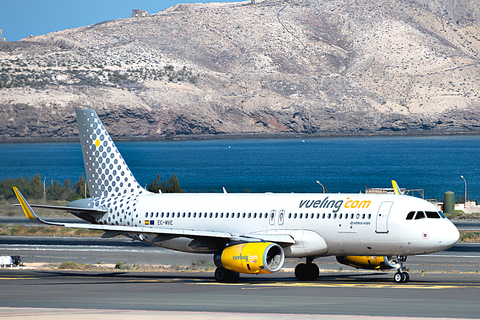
left=362, top=214, right=365, bottom=219
left=204, top=212, right=207, bottom=218
left=209, top=213, right=213, bottom=218
left=156, top=212, right=159, bottom=218
left=215, top=212, right=218, bottom=218
left=145, top=213, right=148, bottom=218
left=299, top=213, right=303, bottom=219
left=294, top=213, right=297, bottom=219
left=253, top=213, right=257, bottom=218
left=328, top=213, right=331, bottom=219
left=237, top=213, right=240, bottom=218
left=243, top=213, right=246, bottom=218
left=425, top=211, right=441, bottom=219
left=368, top=214, right=371, bottom=219
left=150, top=212, right=153, bottom=218
left=259, top=213, right=262, bottom=218
left=166, top=212, right=170, bottom=218
left=415, top=211, right=426, bottom=220
left=248, top=213, right=251, bottom=218
left=288, top=213, right=292, bottom=219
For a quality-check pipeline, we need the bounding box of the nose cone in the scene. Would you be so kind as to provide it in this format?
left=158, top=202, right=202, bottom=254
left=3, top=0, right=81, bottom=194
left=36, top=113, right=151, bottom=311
left=438, top=220, right=460, bottom=251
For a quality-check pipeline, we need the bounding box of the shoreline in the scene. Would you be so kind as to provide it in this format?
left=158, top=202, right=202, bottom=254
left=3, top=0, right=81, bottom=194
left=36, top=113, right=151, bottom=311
left=2, top=130, right=480, bottom=145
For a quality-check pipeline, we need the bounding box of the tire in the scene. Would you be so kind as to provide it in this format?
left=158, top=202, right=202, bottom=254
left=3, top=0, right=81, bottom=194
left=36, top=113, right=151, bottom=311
left=295, top=263, right=319, bottom=281
left=214, top=267, right=239, bottom=283
left=394, top=272, right=403, bottom=283
left=402, top=272, right=410, bottom=283
left=295, top=263, right=307, bottom=281
left=307, top=263, right=319, bottom=280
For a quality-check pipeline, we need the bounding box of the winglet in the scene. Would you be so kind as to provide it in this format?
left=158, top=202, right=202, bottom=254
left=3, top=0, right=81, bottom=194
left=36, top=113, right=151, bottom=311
left=391, top=180, right=403, bottom=195
left=12, top=187, right=62, bottom=226
left=12, top=187, right=37, bottom=220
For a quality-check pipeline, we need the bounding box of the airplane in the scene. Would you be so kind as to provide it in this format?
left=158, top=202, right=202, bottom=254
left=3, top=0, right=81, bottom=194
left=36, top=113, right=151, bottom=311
left=13, top=108, right=460, bottom=283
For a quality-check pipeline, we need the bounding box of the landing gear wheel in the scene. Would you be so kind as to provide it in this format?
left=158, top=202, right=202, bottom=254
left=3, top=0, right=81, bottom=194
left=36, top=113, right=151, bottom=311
left=295, top=263, right=308, bottom=280
left=394, top=272, right=403, bottom=283
left=392, top=256, right=410, bottom=283
left=295, top=263, right=319, bottom=281
left=394, top=271, right=409, bottom=283
left=308, top=263, right=320, bottom=280
left=214, top=267, right=239, bottom=283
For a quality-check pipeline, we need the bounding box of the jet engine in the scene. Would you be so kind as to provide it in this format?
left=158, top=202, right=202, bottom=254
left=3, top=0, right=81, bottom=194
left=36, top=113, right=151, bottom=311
left=336, top=255, right=401, bottom=270
left=214, top=242, right=284, bottom=274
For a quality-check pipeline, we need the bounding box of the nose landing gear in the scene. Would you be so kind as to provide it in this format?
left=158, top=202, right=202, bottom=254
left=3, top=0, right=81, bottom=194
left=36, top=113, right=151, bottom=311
left=393, top=256, right=409, bottom=283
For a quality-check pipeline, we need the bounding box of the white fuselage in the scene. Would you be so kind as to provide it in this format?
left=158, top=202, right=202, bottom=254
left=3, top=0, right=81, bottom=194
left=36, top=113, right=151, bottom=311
left=93, top=192, right=459, bottom=258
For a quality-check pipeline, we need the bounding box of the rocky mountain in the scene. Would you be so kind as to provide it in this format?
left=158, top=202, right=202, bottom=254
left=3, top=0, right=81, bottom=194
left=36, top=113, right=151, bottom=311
left=0, top=0, right=479, bottom=141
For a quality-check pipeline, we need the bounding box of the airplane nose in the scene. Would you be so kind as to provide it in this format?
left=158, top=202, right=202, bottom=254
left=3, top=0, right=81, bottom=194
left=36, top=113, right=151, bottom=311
left=438, top=221, right=460, bottom=249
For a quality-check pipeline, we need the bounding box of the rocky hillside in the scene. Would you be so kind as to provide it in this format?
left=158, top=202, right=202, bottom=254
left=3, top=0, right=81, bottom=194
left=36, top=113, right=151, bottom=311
left=0, top=0, right=479, bottom=141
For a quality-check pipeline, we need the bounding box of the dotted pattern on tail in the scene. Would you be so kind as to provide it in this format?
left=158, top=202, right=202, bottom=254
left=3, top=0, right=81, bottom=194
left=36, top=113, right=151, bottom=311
left=75, top=109, right=145, bottom=198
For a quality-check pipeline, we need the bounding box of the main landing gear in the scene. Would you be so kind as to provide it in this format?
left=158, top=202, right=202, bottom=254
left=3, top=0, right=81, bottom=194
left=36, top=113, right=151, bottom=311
left=214, top=267, right=239, bottom=283
left=295, top=257, right=319, bottom=281
left=393, top=256, right=409, bottom=283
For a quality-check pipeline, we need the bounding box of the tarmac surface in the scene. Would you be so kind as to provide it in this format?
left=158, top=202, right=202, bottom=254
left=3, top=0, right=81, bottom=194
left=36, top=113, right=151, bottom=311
left=0, top=269, right=479, bottom=319
left=1, top=216, right=480, bottom=319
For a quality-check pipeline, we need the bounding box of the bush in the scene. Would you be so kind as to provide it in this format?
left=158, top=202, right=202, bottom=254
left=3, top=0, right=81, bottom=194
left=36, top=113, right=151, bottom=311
left=58, top=261, right=79, bottom=269
left=115, top=261, right=134, bottom=270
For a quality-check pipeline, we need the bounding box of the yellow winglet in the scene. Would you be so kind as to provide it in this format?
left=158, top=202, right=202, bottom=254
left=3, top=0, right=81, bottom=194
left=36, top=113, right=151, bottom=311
left=12, top=187, right=37, bottom=220
left=391, top=180, right=403, bottom=195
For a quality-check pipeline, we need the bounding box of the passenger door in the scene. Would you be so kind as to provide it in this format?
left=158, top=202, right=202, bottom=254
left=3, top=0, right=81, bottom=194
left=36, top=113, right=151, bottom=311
left=376, top=201, right=393, bottom=233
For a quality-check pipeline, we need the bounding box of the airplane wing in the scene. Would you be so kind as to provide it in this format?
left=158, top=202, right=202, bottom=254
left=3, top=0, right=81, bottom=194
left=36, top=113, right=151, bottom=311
left=12, top=187, right=295, bottom=245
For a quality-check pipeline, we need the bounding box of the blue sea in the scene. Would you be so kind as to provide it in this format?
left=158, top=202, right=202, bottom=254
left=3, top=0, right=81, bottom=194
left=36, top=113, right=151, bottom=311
left=1, top=135, right=480, bottom=200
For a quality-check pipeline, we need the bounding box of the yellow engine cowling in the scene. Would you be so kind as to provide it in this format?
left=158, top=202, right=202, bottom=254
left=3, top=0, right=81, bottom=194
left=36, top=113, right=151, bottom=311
left=336, top=256, right=401, bottom=270
left=214, top=242, right=285, bottom=274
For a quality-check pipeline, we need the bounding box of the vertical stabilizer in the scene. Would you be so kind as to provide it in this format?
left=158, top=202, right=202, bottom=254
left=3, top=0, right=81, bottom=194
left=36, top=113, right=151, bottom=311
left=75, top=109, right=146, bottom=198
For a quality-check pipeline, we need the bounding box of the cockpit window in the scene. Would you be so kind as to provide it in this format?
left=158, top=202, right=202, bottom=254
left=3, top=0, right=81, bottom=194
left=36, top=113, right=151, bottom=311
left=407, top=210, right=445, bottom=220
left=414, top=211, right=426, bottom=220
left=406, top=211, right=416, bottom=220
left=425, top=211, right=441, bottom=219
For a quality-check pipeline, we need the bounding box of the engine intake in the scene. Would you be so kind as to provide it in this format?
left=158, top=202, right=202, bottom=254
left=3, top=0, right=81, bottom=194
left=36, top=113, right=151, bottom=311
left=214, top=242, right=285, bottom=274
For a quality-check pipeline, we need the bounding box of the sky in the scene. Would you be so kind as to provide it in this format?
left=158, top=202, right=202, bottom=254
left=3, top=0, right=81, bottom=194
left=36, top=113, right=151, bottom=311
left=1, top=0, right=241, bottom=42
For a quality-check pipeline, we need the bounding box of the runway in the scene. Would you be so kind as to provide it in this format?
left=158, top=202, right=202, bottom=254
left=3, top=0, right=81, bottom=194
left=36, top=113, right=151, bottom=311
left=1, top=216, right=480, bottom=319
left=1, top=237, right=480, bottom=318
left=1, top=269, right=480, bottom=318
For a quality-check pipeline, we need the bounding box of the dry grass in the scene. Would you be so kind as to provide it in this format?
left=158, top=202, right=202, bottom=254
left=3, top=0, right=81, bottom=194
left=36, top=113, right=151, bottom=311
left=0, top=224, right=103, bottom=237
left=460, top=231, right=480, bottom=243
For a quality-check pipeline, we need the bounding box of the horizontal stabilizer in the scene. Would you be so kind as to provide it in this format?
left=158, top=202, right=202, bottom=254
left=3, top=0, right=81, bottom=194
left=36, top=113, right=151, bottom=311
left=13, top=203, right=108, bottom=216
